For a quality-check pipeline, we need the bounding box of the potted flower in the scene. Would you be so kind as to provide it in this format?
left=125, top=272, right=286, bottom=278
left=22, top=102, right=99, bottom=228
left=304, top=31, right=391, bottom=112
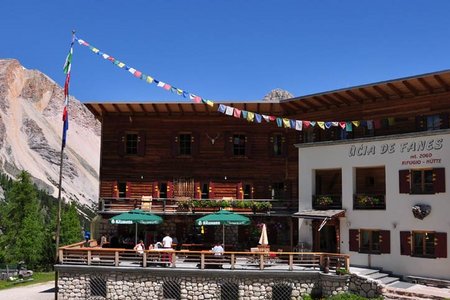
left=177, top=199, right=192, bottom=211
left=315, top=195, right=333, bottom=206
left=356, top=194, right=380, bottom=207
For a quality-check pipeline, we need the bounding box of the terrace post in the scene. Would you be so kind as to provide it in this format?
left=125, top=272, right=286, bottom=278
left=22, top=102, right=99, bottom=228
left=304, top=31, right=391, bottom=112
left=288, top=254, right=293, bottom=271
left=200, top=253, right=205, bottom=269
left=143, top=252, right=147, bottom=267
left=231, top=253, right=235, bottom=270
left=115, top=251, right=119, bottom=267
left=87, top=250, right=92, bottom=265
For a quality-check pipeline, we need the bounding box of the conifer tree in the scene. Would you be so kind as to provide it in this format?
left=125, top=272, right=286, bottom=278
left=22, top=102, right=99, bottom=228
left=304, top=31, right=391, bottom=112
left=0, top=171, right=45, bottom=269
left=60, top=202, right=82, bottom=246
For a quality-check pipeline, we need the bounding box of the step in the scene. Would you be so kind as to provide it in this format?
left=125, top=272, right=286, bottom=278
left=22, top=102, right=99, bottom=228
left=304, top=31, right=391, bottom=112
left=378, top=276, right=400, bottom=285
left=382, top=291, right=433, bottom=300
left=349, top=266, right=381, bottom=276
left=367, top=272, right=389, bottom=280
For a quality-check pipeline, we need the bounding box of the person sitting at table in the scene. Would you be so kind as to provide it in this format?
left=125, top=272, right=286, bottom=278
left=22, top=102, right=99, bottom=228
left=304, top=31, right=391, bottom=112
left=133, top=240, right=145, bottom=256
left=211, top=242, right=224, bottom=256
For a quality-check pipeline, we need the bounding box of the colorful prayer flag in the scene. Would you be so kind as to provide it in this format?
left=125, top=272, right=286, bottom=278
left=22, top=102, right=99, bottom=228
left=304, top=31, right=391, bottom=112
left=225, top=106, right=234, bottom=116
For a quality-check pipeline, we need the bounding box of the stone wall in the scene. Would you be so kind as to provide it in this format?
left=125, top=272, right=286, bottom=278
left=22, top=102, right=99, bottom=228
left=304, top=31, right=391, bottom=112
left=56, top=266, right=381, bottom=299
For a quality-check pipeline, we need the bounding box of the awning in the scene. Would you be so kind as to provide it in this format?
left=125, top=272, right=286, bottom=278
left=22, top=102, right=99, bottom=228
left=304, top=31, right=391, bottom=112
left=292, top=209, right=345, bottom=220
left=293, top=209, right=346, bottom=231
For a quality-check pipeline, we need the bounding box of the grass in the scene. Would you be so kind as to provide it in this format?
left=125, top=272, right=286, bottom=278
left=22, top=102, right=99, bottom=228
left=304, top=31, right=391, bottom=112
left=0, top=272, right=55, bottom=290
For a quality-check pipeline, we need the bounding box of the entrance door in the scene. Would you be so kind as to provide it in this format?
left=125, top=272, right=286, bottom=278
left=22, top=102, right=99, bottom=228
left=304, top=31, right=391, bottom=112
left=312, top=220, right=338, bottom=253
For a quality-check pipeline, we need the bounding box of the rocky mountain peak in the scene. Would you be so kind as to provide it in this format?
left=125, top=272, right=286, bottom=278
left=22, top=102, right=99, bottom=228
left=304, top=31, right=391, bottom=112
left=262, top=88, right=294, bottom=102
left=0, top=59, right=100, bottom=207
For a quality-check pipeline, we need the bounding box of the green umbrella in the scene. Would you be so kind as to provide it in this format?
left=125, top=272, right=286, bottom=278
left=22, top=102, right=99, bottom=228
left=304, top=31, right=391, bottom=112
left=110, top=209, right=163, bottom=244
left=195, top=209, right=250, bottom=250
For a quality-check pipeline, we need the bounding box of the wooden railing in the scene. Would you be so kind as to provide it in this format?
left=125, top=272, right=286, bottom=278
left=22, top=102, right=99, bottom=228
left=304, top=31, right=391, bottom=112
left=99, top=197, right=298, bottom=215
left=58, top=243, right=349, bottom=272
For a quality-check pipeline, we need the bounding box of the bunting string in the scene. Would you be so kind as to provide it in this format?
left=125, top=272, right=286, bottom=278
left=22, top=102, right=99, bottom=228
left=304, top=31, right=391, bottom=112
left=73, top=35, right=395, bottom=132
left=62, top=34, right=75, bottom=147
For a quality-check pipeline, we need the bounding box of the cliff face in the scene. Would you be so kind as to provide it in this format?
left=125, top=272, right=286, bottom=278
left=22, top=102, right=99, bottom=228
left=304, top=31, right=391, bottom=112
left=0, top=59, right=100, bottom=207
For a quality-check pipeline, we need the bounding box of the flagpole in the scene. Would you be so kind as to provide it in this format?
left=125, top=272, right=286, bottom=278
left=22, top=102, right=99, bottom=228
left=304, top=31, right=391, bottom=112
left=55, top=31, right=75, bottom=300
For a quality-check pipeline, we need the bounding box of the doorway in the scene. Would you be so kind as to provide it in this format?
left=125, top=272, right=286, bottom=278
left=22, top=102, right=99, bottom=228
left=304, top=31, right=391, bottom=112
left=312, top=220, right=338, bottom=253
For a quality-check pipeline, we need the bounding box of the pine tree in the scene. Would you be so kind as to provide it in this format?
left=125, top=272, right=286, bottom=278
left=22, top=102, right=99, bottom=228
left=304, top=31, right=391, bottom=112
left=60, top=202, right=82, bottom=246
left=0, top=171, right=45, bottom=269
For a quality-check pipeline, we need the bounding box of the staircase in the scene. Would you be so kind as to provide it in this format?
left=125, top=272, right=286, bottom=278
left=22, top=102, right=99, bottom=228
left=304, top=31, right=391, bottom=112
left=349, top=267, right=450, bottom=300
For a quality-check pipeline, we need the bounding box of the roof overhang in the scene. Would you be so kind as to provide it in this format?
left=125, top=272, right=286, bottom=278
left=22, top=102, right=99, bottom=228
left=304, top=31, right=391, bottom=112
left=292, top=209, right=346, bottom=220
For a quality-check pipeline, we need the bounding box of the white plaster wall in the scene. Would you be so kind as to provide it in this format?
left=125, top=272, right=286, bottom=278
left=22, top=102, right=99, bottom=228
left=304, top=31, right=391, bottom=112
left=297, top=130, right=450, bottom=280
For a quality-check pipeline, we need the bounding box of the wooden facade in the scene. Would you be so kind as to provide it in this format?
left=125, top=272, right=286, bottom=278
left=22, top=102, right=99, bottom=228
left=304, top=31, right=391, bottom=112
left=86, top=69, right=450, bottom=252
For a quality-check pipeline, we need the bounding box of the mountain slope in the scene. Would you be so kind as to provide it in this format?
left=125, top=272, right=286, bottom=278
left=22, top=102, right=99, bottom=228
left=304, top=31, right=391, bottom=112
left=0, top=59, right=100, bottom=207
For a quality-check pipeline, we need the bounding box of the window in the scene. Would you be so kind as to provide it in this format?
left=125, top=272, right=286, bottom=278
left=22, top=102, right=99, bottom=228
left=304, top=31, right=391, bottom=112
left=126, top=133, right=138, bottom=154
left=159, top=182, right=167, bottom=198
left=233, top=134, right=246, bottom=156
left=118, top=182, right=127, bottom=198
left=360, top=230, right=380, bottom=253
left=179, top=134, right=192, bottom=155
left=413, top=231, right=435, bottom=258
left=271, top=182, right=285, bottom=199
left=399, top=168, right=445, bottom=194
left=201, top=183, right=209, bottom=199
left=244, top=184, right=252, bottom=199
left=349, top=229, right=390, bottom=254
left=401, top=231, right=447, bottom=258
left=427, top=115, right=442, bottom=130
left=411, top=169, right=434, bottom=194
left=271, top=134, right=284, bottom=156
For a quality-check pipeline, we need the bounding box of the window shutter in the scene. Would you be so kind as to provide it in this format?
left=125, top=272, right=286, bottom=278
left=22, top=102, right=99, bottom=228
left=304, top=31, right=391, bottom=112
left=118, top=131, right=125, bottom=157
left=245, top=135, right=251, bottom=157
left=433, top=168, right=446, bottom=193
left=224, top=132, right=232, bottom=157
left=152, top=181, right=159, bottom=198
left=415, top=116, right=426, bottom=131
left=440, top=113, right=449, bottom=129
left=282, top=135, right=288, bottom=157
left=268, top=135, right=275, bottom=157
left=209, top=182, right=215, bottom=199
left=167, top=181, right=174, bottom=198
left=113, top=181, right=119, bottom=198
left=194, top=182, right=201, bottom=199
left=172, top=134, right=179, bottom=157
left=400, top=231, right=412, bottom=256
left=399, top=170, right=410, bottom=194
left=192, top=132, right=200, bottom=156
left=349, top=229, right=359, bottom=252
left=137, top=131, right=146, bottom=156
left=125, top=182, right=131, bottom=198
left=236, top=182, right=243, bottom=199
left=435, top=232, right=447, bottom=258
left=379, top=230, right=391, bottom=254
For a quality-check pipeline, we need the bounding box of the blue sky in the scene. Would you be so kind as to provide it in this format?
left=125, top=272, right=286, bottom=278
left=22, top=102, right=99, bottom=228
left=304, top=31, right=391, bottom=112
left=1, top=0, right=449, bottom=102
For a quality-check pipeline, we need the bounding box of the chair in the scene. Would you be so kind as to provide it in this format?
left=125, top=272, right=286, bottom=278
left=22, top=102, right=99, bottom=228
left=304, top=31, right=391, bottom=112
left=141, top=196, right=152, bottom=211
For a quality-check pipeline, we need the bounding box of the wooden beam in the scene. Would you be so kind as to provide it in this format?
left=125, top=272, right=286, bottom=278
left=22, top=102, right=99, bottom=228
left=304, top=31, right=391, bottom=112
left=358, top=88, right=377, bottom=102
left=190, top=103, right=197, bottom=114
left=417, top=78, right=434, bottom=93
left=97, top=103, right=107, bottom=115
left=111, top=103, right=121, bottom=113
left=298, top=98, right=319, bottom=111
left=372, top=86, right=390, bottom=99
left=386, top=83, right=404, bottom=98
left=165, top=103, right=172, bottom=116
left=434, top=75, right=450, bottom=91
left=332, top=92, right=351, bottom=106
left=138, top=104, right=148, bottom=114
left=177, top=103, right=184, bottom=115
left=283, top=101, right=306, bottom=114
left=126, top=104, right=136, bottom=114
left=313, top=96, right=334, bottom=108
left=345, top=90, right=363, bottom=104
left=151, top=103, right=160, bottom=116
left=401, top=80, right=419, bottom=96
left=322, top=94, right=344, bottom=106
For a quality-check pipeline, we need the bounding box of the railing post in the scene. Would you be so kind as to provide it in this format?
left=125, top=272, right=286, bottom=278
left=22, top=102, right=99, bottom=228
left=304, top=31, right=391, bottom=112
left=59, top=249, right=64, bottom=264
left=87, top=250, right=91, bottom=265
left=345, top=256, right=350, bottom=271
left=143, top=252, right=147, bottom=268
left=259, top=254, right=264, bottom=270
left=115, top=251, right=119, bottom=267
left=200, top=253, right=205, bottom=269
left=163, top=199, right=166, bottom=212
left=288, top=254, right=293, bottom=271
left=171, top=252, right=176, bottom=268
left=231, top=254, right=235, bottom=270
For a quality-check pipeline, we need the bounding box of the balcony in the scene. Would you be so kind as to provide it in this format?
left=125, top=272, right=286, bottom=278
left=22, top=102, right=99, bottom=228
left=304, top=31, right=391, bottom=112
left=312, top=194, right=342, bottom=210
left=98, top=197, right=298, bottom=216
left=353, top=194, right=386, bottom=210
